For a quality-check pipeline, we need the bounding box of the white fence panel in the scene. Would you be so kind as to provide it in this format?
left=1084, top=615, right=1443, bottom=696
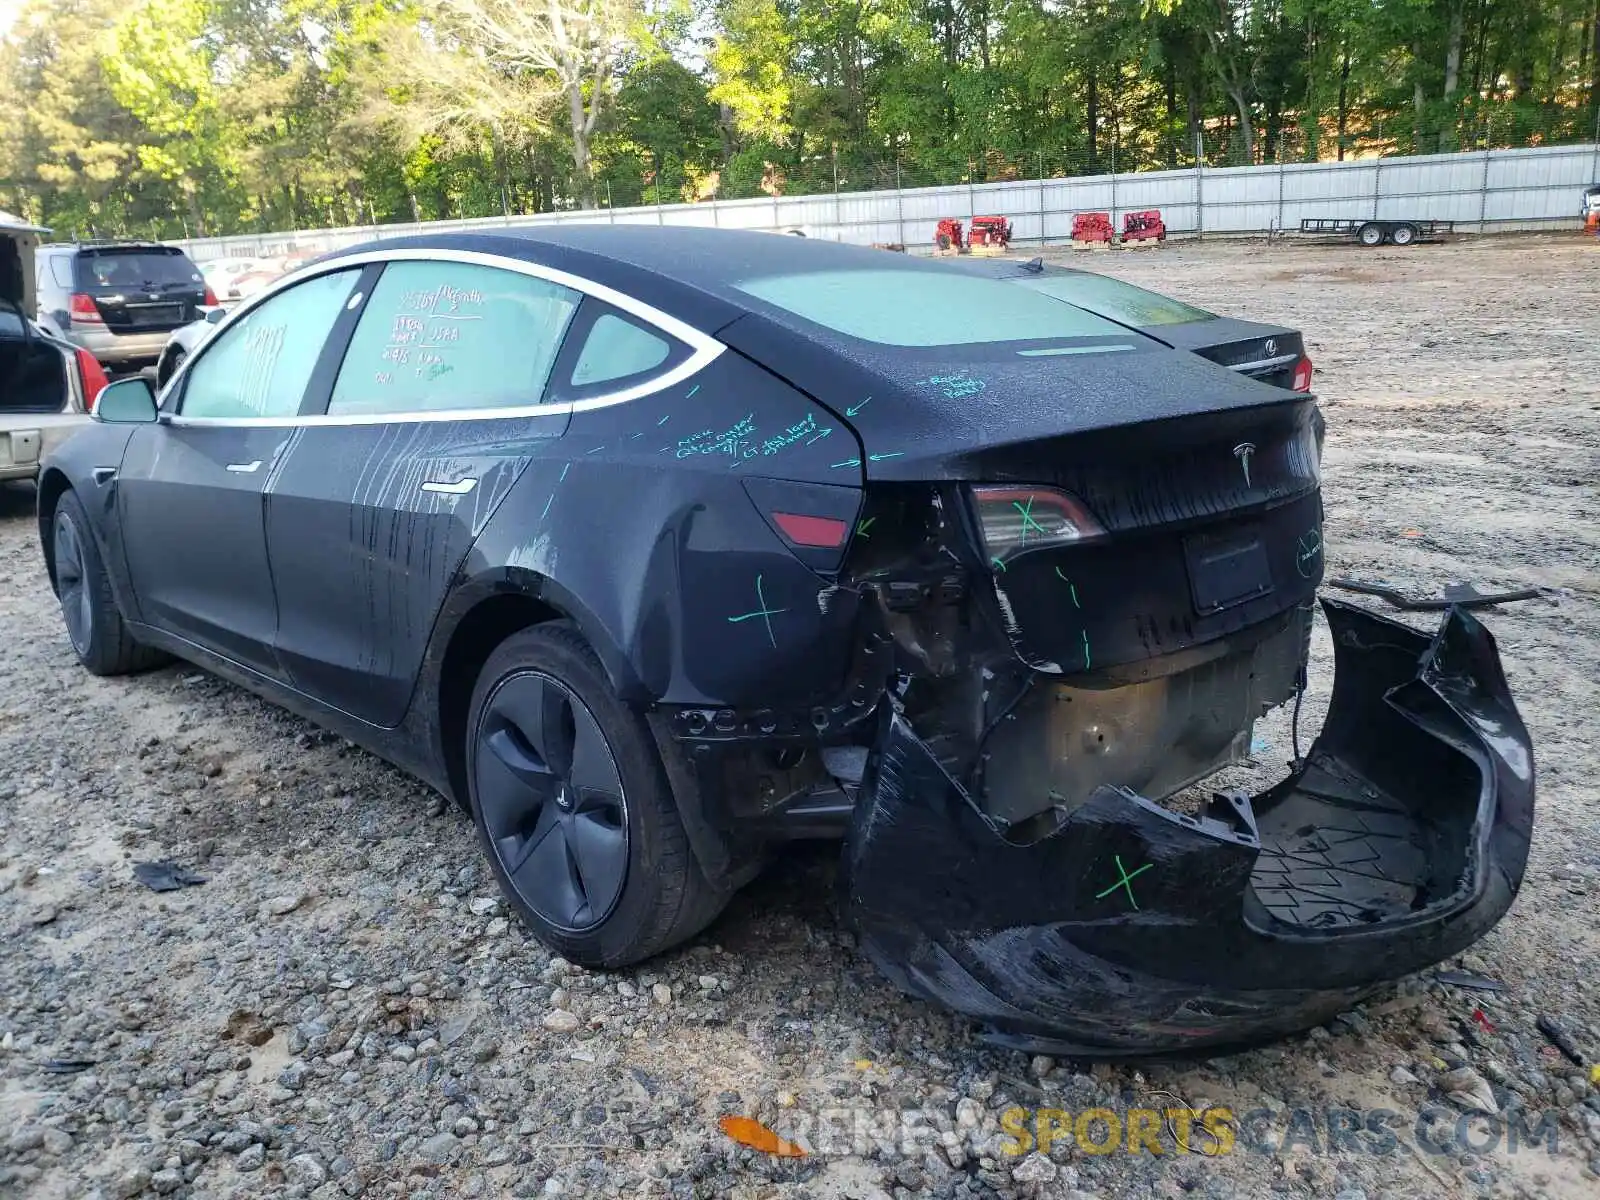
left=176, top=142, right=1598, bottom=262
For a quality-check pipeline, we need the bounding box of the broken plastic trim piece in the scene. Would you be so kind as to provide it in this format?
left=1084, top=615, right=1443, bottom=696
left=840, top=597, right=1533, bottom=1056
left=1330, top=577, right=1548, bottom=611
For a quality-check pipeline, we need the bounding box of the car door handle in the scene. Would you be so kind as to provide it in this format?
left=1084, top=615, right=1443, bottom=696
left=421, top=478, right=477, bottom=495
left=225, top=460, right=262, bottom=473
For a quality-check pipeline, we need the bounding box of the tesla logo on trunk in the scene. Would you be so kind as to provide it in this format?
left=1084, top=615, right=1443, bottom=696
left=1233, top=442, right=1256, bottom=488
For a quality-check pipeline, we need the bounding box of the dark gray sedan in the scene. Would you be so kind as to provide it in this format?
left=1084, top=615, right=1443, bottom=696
left=36, top=228, right=1533, bottom=1056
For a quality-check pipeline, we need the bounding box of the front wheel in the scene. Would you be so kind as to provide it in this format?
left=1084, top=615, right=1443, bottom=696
left=466, top=623, right=728, bottom=967
left=1357, top=222, right=1384, bottom=247
left=52, top=490, right=167, bottom=675
left=157, top=346, right=186, bottom=389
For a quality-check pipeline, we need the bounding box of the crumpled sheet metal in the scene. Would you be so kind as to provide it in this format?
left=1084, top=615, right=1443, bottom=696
left=840, top=598, right=1534, bottom=1057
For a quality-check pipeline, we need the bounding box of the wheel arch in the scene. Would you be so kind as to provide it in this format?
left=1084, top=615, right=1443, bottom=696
left=35, top=466, right=74, bottom=592
left=430, top=568, right=642, bottom=811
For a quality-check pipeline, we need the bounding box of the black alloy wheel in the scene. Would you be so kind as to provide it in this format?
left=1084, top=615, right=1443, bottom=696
left=465, top=622, right=730, bottom=967
left=53, top=507, right=93, bottom=657
left=49, top=489, right=167, bottom=675
left=474, top=671, right=630, bottom=931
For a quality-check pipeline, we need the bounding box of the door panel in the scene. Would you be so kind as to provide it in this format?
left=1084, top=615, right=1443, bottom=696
left=117, top=268, right=363, bottom=676
left=264, top=258, right=582, bottom=726
left=266, top=418, right=566, bottom=722
left=119, top=424, right=292, bottom=675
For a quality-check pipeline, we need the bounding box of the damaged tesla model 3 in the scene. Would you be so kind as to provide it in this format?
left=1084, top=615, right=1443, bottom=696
left=36, top=228, right=1533, bottom=1056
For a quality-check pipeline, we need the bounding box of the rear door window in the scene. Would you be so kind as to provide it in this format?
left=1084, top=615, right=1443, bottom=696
left=180, top=269, right=360, bottom=419
left=326, top=260, right=579, bottom=417
left=47, top=255, right=74, bottom=290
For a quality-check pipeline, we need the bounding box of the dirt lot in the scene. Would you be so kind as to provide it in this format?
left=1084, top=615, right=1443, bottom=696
left=2, top=234, right=1598, bottom=1200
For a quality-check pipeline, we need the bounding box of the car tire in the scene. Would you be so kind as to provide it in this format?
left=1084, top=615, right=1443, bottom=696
left=51, top=490, right=168, bottom=676
left=1390, top=222, right=1418, bottom=246
left=158, top=346, right=185, bottom=389
left=466, top=622, right=728, bottom=967
left=1357, top=222, right=1384, bottom=247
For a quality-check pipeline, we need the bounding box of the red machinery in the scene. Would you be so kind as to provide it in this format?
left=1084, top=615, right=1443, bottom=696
left=967, top=215, right=1012, bottom=251
left=1071, top=212, right=1115, bottom=244
left=1122, top=210, right=1166, bottom=242
left=935, top=219, right=965, bottom=252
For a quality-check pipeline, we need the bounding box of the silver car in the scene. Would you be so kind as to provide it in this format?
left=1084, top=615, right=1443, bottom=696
left=2, top=215, right=100, bottom=482
left=33, top=242, right=213, bottom=369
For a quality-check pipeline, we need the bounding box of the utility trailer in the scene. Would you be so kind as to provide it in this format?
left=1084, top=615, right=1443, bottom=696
left=1297, top=217, right=1455, bottom=247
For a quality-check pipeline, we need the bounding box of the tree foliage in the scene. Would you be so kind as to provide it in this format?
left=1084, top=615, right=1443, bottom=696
left=2, top=0, right=1597, bottom=237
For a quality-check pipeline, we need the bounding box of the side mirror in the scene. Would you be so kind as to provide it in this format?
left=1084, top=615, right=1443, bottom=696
left=93, top=377, right=159, bottom=424
left=203, top=307, right=226, bottom=325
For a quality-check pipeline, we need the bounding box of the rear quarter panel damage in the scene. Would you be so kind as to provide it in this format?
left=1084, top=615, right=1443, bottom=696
left=451, top=349, right=868, bottom=711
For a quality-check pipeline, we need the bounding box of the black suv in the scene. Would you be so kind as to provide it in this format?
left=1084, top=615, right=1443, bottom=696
left=34, top=242, right=213, bottom=369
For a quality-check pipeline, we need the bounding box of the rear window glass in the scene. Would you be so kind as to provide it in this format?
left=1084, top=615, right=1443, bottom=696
left=732, top=267, right=1130, bottom=346
left=75, top=249, right=202, bottom=290
left=1014, top=272, right=1213, bottom=327
left=47, top=256, right=74, bottom=289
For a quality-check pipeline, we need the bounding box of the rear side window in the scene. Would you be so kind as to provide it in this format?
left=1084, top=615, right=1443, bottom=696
left=733, top=266, right=1130, bottom=346
left=181, top=269, right=359, bottom=419
left=572, top=314, right=670, bottom=385
left=1014, top=272, right=1214, bottom=327
left=328, top=260, right=579, bottom=417
left=74, top=248, right=202, bottom=291
left=47, top=255, right=74, bottom=290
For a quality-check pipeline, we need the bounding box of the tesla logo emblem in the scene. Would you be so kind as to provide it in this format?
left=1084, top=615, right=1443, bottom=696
left=1263, top=338, right=1277, bottom=357
left=1233, top=442, right=1256, bottom=487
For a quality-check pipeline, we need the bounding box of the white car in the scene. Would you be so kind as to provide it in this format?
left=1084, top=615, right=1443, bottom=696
left=154, top=307, right=227, bottom=389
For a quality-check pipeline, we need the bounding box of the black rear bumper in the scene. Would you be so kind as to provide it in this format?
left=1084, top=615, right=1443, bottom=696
left=841, top=598, right=1534, bottom=1056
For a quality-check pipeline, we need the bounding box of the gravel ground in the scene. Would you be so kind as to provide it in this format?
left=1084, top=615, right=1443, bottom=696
left=2, top=233, right=1598, bottom=1200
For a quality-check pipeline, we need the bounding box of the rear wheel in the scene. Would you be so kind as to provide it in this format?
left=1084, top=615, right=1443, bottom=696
left=466, top=623, right=728, bottom=967
left=1357, top=222, right=1384, bottom=247
left=1390, top=222, right=1418, bottom=246
left=52, top=490, right=167, bottom=675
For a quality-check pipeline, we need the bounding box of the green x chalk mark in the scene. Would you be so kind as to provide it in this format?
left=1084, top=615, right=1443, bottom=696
left=1095, top=854, right=1153, bottom=910
left=1013, top=495, right=1048, bottom=539
left=727, top=574, right=788, bottom=648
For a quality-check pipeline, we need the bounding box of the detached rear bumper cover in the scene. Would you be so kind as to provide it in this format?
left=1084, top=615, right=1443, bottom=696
left=841, top=598, right=1533, bottom=1056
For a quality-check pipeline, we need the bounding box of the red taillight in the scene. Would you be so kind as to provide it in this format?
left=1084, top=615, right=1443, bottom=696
left=770, top=511, right=850, bottom=548
left=1291, top=355, right=1314, bottom=392
left=68, top=293, right=104, bottom=324
left=203, top=285, right=218, bottom=306
left=75, top=348, right=109, bottom=411
left=971, top=485, right=1106, bottom=569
